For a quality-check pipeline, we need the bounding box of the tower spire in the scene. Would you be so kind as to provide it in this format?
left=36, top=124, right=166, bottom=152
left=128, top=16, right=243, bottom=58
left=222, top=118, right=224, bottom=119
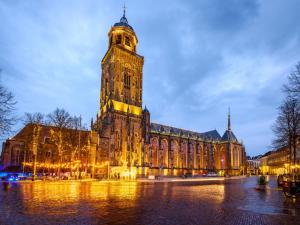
left=119, top=3, right=129, bottom=24
left=228, top=107, right=231, bottom=131
left=122, top=3, right=126, bottom=17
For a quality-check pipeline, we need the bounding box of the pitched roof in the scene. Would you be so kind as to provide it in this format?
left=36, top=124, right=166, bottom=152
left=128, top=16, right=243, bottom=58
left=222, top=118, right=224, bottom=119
left=10, top=124, right=90, bottom=146
left=221, top=129, right=238, bottom=142
left=150, top=123, right=221, bottom=141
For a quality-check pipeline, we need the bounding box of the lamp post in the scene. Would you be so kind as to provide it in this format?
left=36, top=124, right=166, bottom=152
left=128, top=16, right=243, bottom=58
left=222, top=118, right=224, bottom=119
left=92, top=163, right=95, bottom=179
left=32, top=125, right=41, bottom=181
left=107, top=161, right=110, bottom=180
left=22, top=141, right=26, bottom=174
left=221, top=158, right=224, bottom=176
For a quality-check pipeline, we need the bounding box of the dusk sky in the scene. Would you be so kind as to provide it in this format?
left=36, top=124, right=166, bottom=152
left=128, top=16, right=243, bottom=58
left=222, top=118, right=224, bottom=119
left=1, top=0, right=300, bottom=156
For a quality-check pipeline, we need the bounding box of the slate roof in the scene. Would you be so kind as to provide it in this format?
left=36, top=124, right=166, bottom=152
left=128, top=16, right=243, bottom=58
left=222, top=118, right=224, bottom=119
left=114, top=14, right=134, bottom=31
left=221, top=129, right=238, bottom=142
left=150, top=123, right=221, bottom=141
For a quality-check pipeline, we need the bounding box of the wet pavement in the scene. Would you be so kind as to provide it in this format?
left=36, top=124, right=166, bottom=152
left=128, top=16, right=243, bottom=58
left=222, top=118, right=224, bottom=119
left=0, top=176, right=300, bottom=225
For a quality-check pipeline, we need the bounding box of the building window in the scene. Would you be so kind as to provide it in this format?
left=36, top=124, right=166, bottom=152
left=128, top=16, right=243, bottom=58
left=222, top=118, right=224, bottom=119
left=136, top=79, right=139, bottom=88
left=124, top=73, right=131, bottom=89
left=105, top=78, right=109, bottom=93
left=44, top=136, right=50, bottom=144
left=116, top=35, right=122, bottom=44
left=46, top=151, right=52, bottom=158
left=125, top=36, right=131, bottom=46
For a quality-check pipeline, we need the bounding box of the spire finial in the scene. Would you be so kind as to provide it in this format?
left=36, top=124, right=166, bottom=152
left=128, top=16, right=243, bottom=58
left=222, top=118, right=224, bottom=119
left=119, top=3, right=128, bottom=24
left=122, top=3, right=126, bottom=17
left=228, top=107, right=231, bottom=131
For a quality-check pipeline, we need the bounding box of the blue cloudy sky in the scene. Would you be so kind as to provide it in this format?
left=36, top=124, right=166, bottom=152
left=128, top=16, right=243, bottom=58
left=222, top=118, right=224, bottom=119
left=1, top=0, right=300, bottom=156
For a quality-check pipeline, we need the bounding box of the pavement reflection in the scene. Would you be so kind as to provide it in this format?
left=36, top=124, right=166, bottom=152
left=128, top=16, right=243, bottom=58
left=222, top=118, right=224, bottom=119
left=0, top=176, right=299, bottom=225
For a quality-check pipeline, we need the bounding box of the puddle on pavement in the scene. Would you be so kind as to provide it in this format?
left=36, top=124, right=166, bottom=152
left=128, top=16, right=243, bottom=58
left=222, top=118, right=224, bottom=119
left=238, top=204, right=298, bottom=216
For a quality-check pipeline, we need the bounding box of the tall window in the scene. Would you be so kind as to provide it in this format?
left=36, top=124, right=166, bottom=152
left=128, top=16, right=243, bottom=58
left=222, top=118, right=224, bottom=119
left=105, top=78, right=109, bottom=93
left=115, top=131, right=120, bottom=149
left=116, top=35, right=122, bottom=44
left=46, top=151, right=51, bottom=158
left=124, top=73, right=131, bottom=89
left=125, top=36, right=131, bottom=46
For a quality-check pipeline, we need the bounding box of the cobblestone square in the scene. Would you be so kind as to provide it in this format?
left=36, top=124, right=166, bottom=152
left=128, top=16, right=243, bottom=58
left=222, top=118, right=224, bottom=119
left=0, top=176, right=300, bottom=225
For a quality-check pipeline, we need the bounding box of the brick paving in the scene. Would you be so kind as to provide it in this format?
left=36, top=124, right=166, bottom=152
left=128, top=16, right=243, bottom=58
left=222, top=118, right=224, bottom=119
left=0, top=176, right=299, bottom=225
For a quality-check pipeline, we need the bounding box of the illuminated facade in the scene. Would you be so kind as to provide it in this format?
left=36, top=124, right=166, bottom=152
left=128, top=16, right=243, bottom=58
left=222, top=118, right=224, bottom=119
left=259, top=146, right=300, bottom=175
left=246, top=156, right=261, bottom=175
left=93, top=12, right=246, bottom=176
left=93, top=12, right=144, bottom=174
left=0, top=12, right=246, bottom=177
left=1, top=124, right=98, bottom=177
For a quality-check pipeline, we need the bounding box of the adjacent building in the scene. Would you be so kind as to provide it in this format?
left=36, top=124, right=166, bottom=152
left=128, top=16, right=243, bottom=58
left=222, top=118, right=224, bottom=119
left=259, top=146, right=300, bottom=175
left=1, top=124, right=98, bottom=177
left=246, top=156, right=261, bottom=175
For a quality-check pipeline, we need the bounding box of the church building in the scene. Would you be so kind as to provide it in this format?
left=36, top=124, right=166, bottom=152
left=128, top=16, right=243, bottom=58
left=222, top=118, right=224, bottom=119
left=1, top=11, right=246, bottom=178
left=92, top=11, right=246, bottom=177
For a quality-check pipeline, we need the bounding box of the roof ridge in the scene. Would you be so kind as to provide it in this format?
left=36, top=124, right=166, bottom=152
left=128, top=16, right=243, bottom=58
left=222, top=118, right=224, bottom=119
left=150, top=122, right=221, bottom=140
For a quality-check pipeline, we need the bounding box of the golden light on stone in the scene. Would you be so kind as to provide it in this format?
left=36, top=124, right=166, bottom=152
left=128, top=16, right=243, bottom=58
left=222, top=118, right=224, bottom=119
left=102, top=100, right=142, bottom=115
left=1, top=10, right=247, bottom=179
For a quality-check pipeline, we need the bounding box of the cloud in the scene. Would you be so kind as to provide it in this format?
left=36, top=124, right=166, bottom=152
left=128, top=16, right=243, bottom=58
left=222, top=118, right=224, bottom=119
left=1, top=0, right=300, bottom=156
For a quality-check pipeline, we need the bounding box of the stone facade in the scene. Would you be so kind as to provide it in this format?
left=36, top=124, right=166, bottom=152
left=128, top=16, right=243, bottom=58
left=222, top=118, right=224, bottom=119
left=92, top=13, right=246, bottom=176
left=247, top=156, right=261, bottom=175
left=0, top=12, right=247, bottom=177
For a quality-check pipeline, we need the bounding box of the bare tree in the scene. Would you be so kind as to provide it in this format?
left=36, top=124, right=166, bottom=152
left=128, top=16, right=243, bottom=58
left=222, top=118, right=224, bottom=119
left=20, top=108, right=87, bottom=178
left=23, top=112, right=44, bottom=125
left=284, top=62, right=300, bottom=99
left=272, top=97, right=300, bottom=171
left=70, top=115, right=82, bottom=130
left=47, top=108, right=72, bottom=128
left=0, top=80, right=17, bottom=137
left=46, top=108, right=73, bottom=177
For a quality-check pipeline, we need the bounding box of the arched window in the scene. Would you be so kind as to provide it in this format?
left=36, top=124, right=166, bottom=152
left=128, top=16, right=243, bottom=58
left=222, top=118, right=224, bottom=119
left=115, top=131, right=120, bottom=149
left=116, top=35, right=122, bottom=44
left=124, top=72, right=131, bottom=89
left=46, top=150, right=52, bottom=162
left=105, top=78, right=109, bottom=93
left=125, top=36, right=131, bottom=46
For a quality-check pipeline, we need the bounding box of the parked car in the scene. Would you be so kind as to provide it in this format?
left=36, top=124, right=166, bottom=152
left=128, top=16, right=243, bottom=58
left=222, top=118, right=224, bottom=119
left=5, top=174, right=20, bottom=182
left=207, top=172, right=218, bottom=177
left=185, top=173, right=193, bottom=178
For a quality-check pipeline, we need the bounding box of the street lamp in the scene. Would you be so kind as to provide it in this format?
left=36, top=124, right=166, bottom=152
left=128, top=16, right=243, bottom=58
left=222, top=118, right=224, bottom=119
left=106, top=161, right=110, bottom=180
